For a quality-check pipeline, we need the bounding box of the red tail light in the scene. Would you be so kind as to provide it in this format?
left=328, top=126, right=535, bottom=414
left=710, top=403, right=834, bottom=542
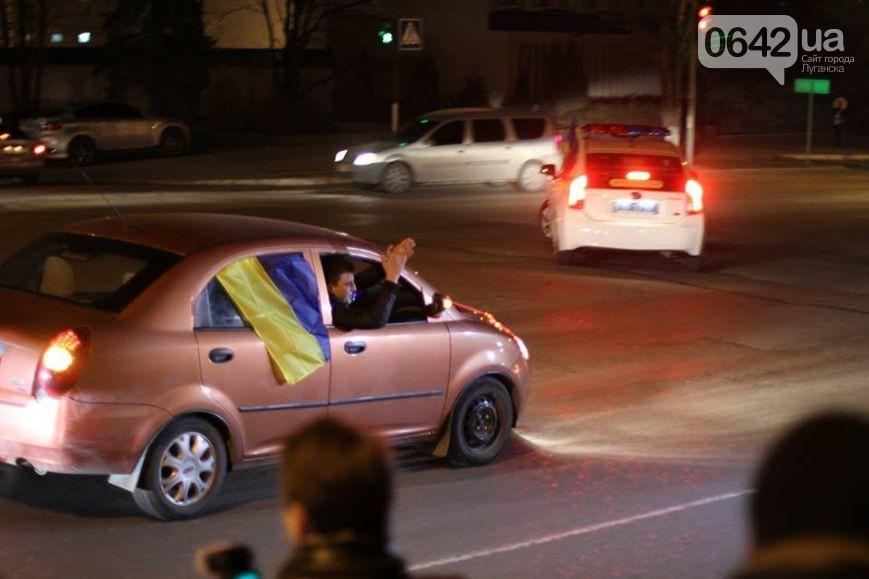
left=685, top=178, right=704, bottom=214
left=40, top=121, right=63, bottom=132
left=34, top=328, right=91, bottom=398
left=568, top=174, right=588, bottom=209
left=31, top=142, right=47, bottom=156
left=554, top=133, right=564, bottom=144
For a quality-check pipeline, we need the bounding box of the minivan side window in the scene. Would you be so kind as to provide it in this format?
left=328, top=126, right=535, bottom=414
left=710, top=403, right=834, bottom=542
left=512, top=118, right=546, bottom=140
left=428, top=121, right=465, bottom=146
left=472, top=119, right=506, bottom=143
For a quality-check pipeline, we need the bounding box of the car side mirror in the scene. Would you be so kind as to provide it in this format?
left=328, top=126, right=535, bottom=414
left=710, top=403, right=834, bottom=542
left=426, top=293, right=452, bottom=317
left=540, top=164, right=556, bottom=177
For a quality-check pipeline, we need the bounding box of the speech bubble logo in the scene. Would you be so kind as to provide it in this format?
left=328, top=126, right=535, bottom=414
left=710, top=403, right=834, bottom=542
left=698, top=15, right=798, bottom=85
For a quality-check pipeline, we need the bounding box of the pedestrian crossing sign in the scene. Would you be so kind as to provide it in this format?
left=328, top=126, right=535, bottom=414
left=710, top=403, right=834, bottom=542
left=399, top=18, right=423, bottom=51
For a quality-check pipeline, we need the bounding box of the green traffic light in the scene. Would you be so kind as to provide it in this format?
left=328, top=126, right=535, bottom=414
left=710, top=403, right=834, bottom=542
left=379, top=30, right=393, bottom=44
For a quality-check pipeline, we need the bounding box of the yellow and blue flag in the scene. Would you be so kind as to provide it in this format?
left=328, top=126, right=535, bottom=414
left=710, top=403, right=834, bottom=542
left=217, top=254, right=330, bottom=385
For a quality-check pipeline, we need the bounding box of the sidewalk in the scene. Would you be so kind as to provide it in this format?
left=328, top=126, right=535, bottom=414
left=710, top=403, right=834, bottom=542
left=694, top=133, right=869, bottom=170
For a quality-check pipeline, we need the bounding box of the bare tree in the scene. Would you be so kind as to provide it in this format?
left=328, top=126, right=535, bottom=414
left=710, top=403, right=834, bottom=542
left=238, top=0, right=373, bottom=100
left=0, top=0, right=55, bottom=110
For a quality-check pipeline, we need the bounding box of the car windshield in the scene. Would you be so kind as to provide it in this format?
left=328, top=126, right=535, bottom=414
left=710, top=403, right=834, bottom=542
left=0, top=233, right=181, bottom=312
left=393, top=117, right=437, bottom=145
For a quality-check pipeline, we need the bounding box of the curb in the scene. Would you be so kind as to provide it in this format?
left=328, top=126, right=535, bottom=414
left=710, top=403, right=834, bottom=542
left=781, top=153, right=869, bottom=162
left=102, top=176, right=351, bottom=187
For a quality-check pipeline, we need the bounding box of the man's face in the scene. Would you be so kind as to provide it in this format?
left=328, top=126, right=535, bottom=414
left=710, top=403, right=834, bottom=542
left=329, top=272, right=356, bottom=305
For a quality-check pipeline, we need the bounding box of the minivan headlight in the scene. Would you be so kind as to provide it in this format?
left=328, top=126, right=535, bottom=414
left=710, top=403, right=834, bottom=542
left=353, top=152, right=378, bottom=166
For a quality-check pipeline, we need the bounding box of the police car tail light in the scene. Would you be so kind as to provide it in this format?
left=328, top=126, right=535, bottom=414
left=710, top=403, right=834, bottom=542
left=34, top=328, right=91, bottom=398
left=568, top=175, right=587, bottom=209
left=685, top=178, right=704, bottom=214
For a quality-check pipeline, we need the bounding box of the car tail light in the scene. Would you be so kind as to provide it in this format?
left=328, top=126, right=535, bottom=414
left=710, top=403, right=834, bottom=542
left=31, top=142, right=47, bottom=156
left=685, top=178, right=704, bottom=214
left=40, top=121, right=63, bottom=132
left=568, top=174, right=587, bottom=209
left=34, top=328, right=91, bottom=398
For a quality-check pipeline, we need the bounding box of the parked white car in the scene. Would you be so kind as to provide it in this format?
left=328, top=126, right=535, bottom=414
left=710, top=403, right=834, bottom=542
left=335, top=108, right=563, bottom=194
left=540, top=124, right=705, bottom=271
left=18, top=101, right=190, bottom=165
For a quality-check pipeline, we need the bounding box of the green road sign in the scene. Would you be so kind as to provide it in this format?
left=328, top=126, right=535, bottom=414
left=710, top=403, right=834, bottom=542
left=794, top=78, right=831, bottom=95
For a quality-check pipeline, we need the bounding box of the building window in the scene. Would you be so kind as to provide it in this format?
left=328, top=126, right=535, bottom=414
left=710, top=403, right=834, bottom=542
left=77, top=32, right=91, bottom=44
left=50, top=33, right=64, bottom=43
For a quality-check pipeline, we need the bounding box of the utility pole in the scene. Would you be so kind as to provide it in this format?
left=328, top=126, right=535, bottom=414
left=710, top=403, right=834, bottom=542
left=687, top=3, right=712, bottom=167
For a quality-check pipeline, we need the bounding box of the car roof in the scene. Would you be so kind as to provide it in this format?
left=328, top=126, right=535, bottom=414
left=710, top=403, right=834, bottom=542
left=59, top=213, right=370, bottom=256
left=423, top=108, right=552, bottom=121
left=585, top=139, right=682, bottom=157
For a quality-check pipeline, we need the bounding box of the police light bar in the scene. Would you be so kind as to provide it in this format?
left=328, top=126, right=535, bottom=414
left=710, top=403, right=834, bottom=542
left=582, top=124, right=671, bottom=138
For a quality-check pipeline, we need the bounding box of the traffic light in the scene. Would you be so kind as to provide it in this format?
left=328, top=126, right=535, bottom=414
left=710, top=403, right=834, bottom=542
left=697, top=5, right=713, bottom=30
left=377, top=23, right=394, bottom=45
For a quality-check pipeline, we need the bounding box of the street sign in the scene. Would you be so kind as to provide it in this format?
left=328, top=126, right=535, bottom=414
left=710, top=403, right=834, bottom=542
left=793, top=78, right=831, bottom=157
left=794, top=78, right=831, bottom=95
left=399, top=18, right=423, bottom=51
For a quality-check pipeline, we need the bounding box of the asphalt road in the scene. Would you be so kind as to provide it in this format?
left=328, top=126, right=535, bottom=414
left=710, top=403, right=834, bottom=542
left=0, top=163, right=867, bottom=578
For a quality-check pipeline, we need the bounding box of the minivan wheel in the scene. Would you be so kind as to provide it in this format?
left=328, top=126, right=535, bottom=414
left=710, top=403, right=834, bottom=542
left=539, top=200, right=554, bottom=240
left=447, top=378, right=514, bottom=466
left=159, top=127, right=188, bottom=157
left=516, top=161, right=546, bottom=192
left=380, top=162, right=412, bottom=194
left=67, top=137, right=96, bottom=166
left=132, top=417, right=227, bottom=521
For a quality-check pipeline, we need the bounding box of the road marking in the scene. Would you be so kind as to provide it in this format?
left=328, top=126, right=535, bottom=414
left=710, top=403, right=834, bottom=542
left=409, top=490, right=751, bottom=571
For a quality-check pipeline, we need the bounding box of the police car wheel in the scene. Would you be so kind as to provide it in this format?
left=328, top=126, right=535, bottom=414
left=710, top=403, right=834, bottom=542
left=447, top=378, right=513, bottom=467
left=682, top=255, right=702, bottom=273
left=539, top=201, right=554, bottom=240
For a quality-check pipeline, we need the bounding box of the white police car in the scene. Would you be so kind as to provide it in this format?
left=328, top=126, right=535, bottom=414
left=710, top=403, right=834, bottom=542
left=539, top=124, right=705, bottom=271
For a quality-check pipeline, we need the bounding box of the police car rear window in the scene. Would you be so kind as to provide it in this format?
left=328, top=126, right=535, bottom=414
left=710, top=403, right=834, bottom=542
left=511, top=118, right=545, bottom=140
left=585, top=154, right=686, bottom=190
left=586, top=154, right=683, bottom=170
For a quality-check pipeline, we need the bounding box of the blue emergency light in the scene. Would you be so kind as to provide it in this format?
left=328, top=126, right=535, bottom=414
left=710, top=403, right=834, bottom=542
left=582, top=124, right=671, bottom=138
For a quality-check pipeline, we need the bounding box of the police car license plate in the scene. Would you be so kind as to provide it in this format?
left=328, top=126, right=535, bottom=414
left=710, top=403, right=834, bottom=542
left=613, top=199, right=659, bottom=215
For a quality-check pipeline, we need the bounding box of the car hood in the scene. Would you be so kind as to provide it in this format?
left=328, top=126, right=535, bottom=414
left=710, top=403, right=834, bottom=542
left=347, top=140, right=401, bottom=155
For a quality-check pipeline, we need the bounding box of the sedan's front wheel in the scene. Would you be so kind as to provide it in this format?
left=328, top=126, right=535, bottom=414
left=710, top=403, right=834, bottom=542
left=380, top=162, right=412, bottom=194
left=132, top=417, right=227, bottom=520
left=447, top=378, right=514, bottom=466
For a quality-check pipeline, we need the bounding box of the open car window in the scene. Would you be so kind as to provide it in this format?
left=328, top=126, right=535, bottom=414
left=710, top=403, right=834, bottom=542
left=320, top=253, right=427, bottom=325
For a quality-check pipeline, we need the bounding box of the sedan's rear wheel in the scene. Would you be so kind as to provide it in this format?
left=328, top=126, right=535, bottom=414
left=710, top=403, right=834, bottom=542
left=132, top=417, right=227, bottom=520
left=447, top=378, right=514, bottom=466
left=67, top=137, right=96, bottom=166
left=159, top=127, right=188, bottom=157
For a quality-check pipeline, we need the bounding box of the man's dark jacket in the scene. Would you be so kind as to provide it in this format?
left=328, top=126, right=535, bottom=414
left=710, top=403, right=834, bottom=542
left=330, top=281, right=399, bottom=330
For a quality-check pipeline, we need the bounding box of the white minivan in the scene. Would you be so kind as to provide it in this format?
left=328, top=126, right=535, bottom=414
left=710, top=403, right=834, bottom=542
left=335, top=108, right=562, bottom=194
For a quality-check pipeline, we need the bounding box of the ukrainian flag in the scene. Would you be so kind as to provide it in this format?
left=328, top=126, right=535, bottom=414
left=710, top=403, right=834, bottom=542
left=217, top=254, right=329, bottom=385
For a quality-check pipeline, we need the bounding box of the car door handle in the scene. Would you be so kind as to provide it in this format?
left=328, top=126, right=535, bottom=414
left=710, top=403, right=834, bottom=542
left=208, top=348, right=234, bottom=364
left=344, top=341, right=366, bottom=355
